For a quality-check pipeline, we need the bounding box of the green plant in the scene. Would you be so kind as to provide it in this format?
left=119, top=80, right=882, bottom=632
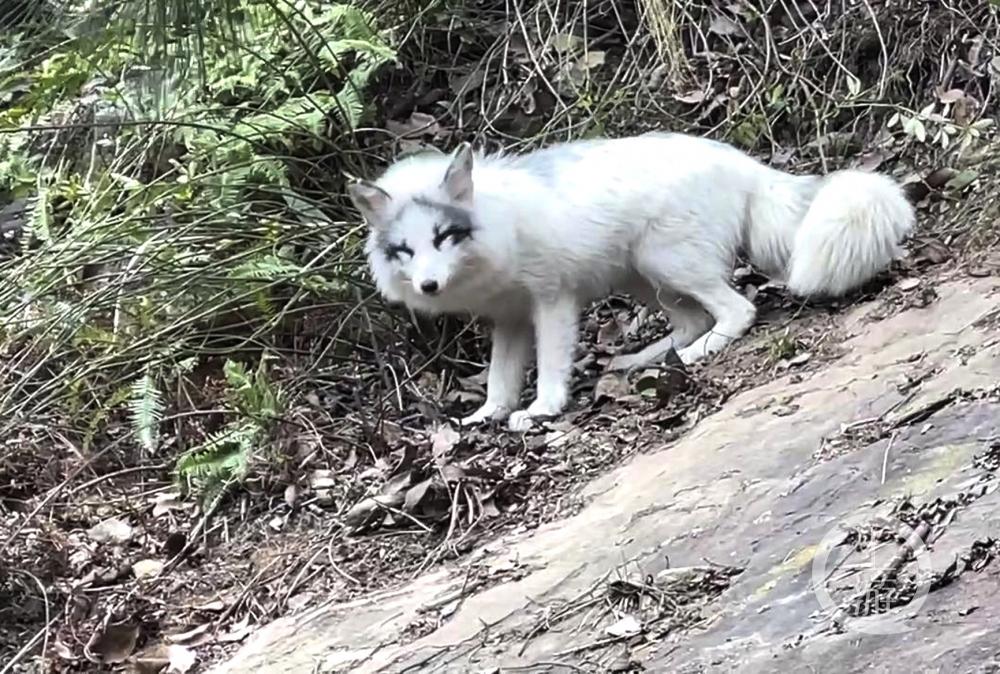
left=129, top=368, right=165, bottom=454
left=0, top=0, right=394, bottom=454
left=174, top=355, right=286, bottom=499
left=766, top=331, right=799, bottom=363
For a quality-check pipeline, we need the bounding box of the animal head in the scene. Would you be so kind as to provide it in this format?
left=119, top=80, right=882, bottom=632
left=348, top=143, right=487, bottom=310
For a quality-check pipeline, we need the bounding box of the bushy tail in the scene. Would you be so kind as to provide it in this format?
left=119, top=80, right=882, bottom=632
left=785, top=170, right=916, bottom=298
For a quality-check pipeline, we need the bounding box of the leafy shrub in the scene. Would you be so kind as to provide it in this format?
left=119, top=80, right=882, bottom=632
left=0, top=0, right=396, bottom=495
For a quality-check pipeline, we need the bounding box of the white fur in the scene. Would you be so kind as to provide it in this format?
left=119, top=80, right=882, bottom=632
left=349, top=133, right=916, bottom=431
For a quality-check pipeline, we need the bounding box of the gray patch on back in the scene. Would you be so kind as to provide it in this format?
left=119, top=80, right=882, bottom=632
left=506, top=139, right=612, bottom=184
left=640, top=131, right=676, bottom=140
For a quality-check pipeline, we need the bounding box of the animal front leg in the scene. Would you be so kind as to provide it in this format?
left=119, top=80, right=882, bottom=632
left=508, top=295, right=579, bottom=432
left=460, top=321, right=532, bottom=426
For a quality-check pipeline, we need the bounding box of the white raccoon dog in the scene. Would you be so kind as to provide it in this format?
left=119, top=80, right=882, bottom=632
left=348, top=132, right=916, bottom=432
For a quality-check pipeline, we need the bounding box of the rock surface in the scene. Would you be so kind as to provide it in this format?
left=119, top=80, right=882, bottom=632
left=213, top=278, right=1000, bottom=673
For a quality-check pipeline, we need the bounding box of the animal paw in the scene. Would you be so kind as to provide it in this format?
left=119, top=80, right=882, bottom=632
left=507, top=400, right=561, bottom=432
left=507, top=410, right=537, bottom=432
left=460, top=401, right=511, bottom=427
left=677, top=346, right=703, bottom=365
left=605, top=354, right=640, bottom=372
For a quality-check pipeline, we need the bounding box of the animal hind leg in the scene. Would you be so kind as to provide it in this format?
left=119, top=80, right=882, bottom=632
left=633, top=243, right=755, bottom=366
left=662, top=293, right=714, bottom=349
left=606, top=283, right=713, bottom=372
left=673, top=279, right=756, bottom=364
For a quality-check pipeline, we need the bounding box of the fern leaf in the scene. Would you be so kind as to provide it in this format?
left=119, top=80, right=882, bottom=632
left=333, top=59, right=385, bottom=129
left=174, top=422, right=255, bottom=498
left=25, top=187, right=51, bottom=243
left=129, top=370, right=165, bottom=453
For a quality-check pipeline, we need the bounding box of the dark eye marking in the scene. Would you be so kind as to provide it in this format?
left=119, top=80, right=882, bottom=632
left=411, top=196, right=476, bottom=250
left=433, top=225, right=473, bottom=249
left=385, top=242, right=413, bottom=261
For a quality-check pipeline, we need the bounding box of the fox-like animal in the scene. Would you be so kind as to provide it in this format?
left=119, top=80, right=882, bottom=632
left=348, top=132, right=915, bottom=431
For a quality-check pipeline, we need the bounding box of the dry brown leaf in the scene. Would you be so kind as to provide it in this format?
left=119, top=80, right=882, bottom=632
left=287, top=592, right=315, bottom=612
left=439, top=464, right=466, bottom=483
left=633, top=353, right=690, bottom=403
left=580, top=50, right=605, bottom=69
left=654, top=565, right=715, bottom=590
left=594, top=372, right=632, bottom=402
left=403, top=478, right=433, bottom=513
left=481, top=497, right=501, bottom=519
left=383, top=467, right=414, bottom=495
left=945, top=169, right=978, bottom=192
left=449, top=68, right=485, bottom=97
left=167, top=645, right=196, bottom=674
left=129, top=642, right=170, bottom=674
left=937, top=88, right=967, bottom=103
left=914, top=238, right=951, bottom=265
left=385, top=112, right=442, bottom=139
left=310, top=469, right=336, bottom=490
left=87, top=517, right=134, bottom=544
left=398, top=139, right=436, bottom=156
left=151, top=492, right=185, bottom=518
left=550, top=33, right=581, bottom=53
left=924, top=167, right=959, bottom=189
left=344, top=490, right=407, bottom=529
left=89, top=622, right=140, bottom=664
left=53, top=639, right=76, bottom=662
left=597, top=317, right=623, bottom=345
left=856, top=151, right=885, bottom=172
left=191, top=599, right=226, bottom=612
left=605, top=614, right=642, bottom=637
left=166, top=623, right=211, bottom=645
left=283, top=483, right=298, bottom=508
left=216, top=617, right=253, bottom=644
left=674, top=90, right=707, bottom=105
left=708, top=14, right=741, bottom=36
left=458, top=369, right=488, bottom=388
left=132, top=558, right=164, bottom=579
left=430, top=424, right=460, bottom=462
left=543, top=421, right=582, bottom=449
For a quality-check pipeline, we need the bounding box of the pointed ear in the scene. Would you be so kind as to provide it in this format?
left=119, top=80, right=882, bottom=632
left=347, top=180, right=392, bottom=226
left=441, top=142, right=474, bottom=204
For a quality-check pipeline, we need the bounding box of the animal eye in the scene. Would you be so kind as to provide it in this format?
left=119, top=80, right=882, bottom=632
left=385, top=243, right=413, bottom=261
left=433, top=227, right=472, bottom=249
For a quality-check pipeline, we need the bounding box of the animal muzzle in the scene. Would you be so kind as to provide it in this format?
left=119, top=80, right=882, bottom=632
left=413, top=277, right=445, bottom=296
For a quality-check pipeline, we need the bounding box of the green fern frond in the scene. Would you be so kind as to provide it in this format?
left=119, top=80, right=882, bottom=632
left=223, top=356, right=285, bottom=420
left=174, top=421, right=255, bottom=497
left=24, top=188, right=51, bottom=244
left=129, top=369, right=165, bottom=453
left=173, top=357, right=199, bottom=375
left=222, top=358, right=251, bottom=390
left=333, top=57, right=387, bottom=129
left=228, top=253, right=306, bottom=282
left=173, top=357, right=286, bottom=498
left=83, top=383, right=133, bottom=452
left=313, top=38, right=395, bottom=74
left=232, top=92, right=336, bottom=143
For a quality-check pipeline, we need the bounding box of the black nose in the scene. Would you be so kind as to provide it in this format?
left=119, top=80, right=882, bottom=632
left=420, top=280, right=439, bottom=295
